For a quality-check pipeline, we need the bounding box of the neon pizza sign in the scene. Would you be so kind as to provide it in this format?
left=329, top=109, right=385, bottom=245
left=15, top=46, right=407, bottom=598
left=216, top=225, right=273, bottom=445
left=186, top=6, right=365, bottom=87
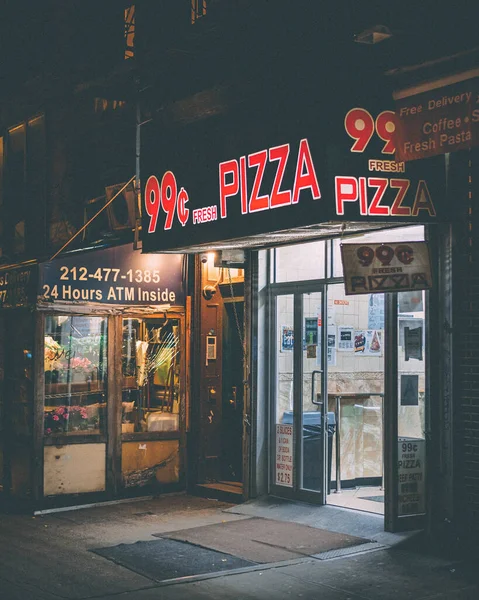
left=141, top=105, right=443, bottom=251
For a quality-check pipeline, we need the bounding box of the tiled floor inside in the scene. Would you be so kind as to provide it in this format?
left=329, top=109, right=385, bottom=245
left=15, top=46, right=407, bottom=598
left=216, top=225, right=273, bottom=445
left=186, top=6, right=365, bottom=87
left=327, top=486, right=384, bottom=515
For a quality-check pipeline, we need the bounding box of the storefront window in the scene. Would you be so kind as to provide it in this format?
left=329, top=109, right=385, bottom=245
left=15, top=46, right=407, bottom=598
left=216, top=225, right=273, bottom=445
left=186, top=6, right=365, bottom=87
left=44, top=316, right=108, bottom=437
left=274, top=240, right=326, bottom=283
left=121, top=318, right=181, bottom=434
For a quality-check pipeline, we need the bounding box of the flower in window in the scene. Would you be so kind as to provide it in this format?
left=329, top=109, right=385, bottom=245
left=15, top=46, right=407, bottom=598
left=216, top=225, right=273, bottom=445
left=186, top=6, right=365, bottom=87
left=44, top=405, right=91, bottom=435
left=70, top=356, right=93, bottom=372
left=45, top=336, right=65, bottom=371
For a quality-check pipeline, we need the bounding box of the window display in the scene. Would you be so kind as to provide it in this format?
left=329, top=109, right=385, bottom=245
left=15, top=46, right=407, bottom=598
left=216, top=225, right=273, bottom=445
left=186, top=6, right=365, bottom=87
left=44, top=316, right=107, bottom=436
left=121, top=317, right=181, bottom=434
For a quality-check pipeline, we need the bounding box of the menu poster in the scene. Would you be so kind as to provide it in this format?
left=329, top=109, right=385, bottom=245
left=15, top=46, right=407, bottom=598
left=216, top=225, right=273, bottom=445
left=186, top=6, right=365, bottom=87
left=368, top=294, right=385, bottom=329
left=405, top=326, right=423, bottom=361
left=304, top=317, right=318, bottom=345
left=281, top=325, right=294, bottom=352
left=354, top=329, right=383, bottom=356
left=338, top=326, right=354, bottom=351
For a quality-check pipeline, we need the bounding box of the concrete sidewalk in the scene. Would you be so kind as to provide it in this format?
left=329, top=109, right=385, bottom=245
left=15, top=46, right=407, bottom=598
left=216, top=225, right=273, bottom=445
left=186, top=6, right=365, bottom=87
left=0, top=494, right=477, bottom=599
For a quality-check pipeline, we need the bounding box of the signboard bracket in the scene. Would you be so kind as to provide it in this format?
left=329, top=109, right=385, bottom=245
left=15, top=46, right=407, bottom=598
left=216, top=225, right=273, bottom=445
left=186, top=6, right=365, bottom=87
left=49, top=176, right=136, bottom=262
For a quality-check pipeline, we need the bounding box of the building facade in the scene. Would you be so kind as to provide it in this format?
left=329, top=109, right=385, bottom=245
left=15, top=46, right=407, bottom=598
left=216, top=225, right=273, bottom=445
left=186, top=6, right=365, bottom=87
left=0, top=0, right=478, bottom=548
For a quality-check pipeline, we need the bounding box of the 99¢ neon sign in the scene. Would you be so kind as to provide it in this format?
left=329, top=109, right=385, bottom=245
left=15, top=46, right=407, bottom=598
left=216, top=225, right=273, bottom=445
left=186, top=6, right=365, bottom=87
left=336, top=108, right=437, bottom=218
left=344, top=108, right=397, bottom=154
left=144, top=139, right=322, bottom=233
left=144, top=172, right=190, bottom=233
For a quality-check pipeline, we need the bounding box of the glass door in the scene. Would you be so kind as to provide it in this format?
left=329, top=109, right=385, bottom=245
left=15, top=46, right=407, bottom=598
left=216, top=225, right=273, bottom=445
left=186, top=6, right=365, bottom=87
left=384, top=290, right=428, bottom=531
left=271, top=288, right=327, bottom=503
left=120, top=315, right=184, bottom=491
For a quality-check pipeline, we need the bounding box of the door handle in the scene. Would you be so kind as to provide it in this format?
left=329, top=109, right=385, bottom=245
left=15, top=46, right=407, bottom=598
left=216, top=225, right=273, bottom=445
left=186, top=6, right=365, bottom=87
left=311, top=370, right=323, bottom=406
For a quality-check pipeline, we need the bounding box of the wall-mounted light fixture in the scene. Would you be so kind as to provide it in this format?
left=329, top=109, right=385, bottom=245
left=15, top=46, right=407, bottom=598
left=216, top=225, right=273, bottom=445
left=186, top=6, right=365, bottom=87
left=354, top=24, right=393, bottom=45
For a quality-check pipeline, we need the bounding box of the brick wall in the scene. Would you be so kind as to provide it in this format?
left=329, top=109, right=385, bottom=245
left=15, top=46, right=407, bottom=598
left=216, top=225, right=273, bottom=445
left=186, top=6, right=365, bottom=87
left=452, top=148, right=479, bottom=541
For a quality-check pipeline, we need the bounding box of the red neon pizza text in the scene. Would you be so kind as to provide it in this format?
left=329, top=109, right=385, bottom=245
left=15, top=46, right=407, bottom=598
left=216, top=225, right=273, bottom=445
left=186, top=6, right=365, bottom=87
left=219, top=139, right=321, bottom=219
left=335, top=176, right=436, bottom=217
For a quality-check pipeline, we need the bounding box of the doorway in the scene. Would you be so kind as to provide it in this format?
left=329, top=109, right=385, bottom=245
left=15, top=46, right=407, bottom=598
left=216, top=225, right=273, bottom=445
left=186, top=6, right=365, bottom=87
left=325, top=284, right=385, bottom=516
left=194, top=257, right=246, bottom=502
left=221, top=300, right=244, bottom=484
left=267, top=227, right=429, bottom=531
left=270, top=285, right=385, bottom=509
left=271, top=288, right=328, bottom=504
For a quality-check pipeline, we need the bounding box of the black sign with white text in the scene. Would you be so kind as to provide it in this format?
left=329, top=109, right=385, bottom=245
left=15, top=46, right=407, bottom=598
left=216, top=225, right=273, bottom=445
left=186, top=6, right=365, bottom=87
left=0, top=265, right=37, bottom=309
left=39, top=244, right=185, bottom=306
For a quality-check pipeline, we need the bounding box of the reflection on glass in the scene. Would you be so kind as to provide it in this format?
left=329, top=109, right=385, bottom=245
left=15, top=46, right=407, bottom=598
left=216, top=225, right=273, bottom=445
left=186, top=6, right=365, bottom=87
left=275, top=295, right=294, bottom=488
left=121, top=318, right=181, bottom=433
left=301, top=292, right=323, bottom=492
left=397, top=290, right=426, bottom=517
left=274, top=240, right=325, bottom=283
left=44, top=316, right=107, bottom=436
left=275, top=296, right=294, bottom=425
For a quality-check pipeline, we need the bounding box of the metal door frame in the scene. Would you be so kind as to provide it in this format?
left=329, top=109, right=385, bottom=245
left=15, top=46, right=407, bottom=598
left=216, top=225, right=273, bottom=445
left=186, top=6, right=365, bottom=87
left=269, top=281, right=328, bottom=505
left=384, top=290, right=429, bottom=533
left=263, top=229, right=431, bottom=531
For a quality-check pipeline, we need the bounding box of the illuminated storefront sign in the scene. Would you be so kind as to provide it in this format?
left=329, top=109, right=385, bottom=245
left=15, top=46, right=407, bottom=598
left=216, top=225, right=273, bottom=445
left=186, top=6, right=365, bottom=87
left=395, top=77, right=479, bottom=161
left=39, top=244, right=185, bottom=305
left=0, top=264, right=37, bottom=309
left=141, top=99, right=446, bottom=252
left=143, top=138, right=322, bottom=240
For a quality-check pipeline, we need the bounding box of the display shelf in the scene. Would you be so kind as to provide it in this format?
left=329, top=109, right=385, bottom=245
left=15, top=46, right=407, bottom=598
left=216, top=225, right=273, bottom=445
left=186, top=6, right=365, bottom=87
left=122, top=376, right=137, bottom=388
left=45, top=381, right=103, bottom=395
left=45, top=390, right=106, bottom=400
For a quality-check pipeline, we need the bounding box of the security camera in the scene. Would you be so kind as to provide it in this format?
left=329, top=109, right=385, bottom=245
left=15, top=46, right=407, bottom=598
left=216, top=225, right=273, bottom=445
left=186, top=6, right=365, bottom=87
left=200, top=253, right=209, bottom=264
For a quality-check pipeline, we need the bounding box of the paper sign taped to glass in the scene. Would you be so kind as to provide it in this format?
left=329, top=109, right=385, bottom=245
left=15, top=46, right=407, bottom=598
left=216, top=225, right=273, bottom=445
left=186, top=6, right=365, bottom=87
left=340, top=241, right=432, bottom=295
left=354, top=329, right=382, bottom=356
left=405, top=326, right=423, bottom=361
